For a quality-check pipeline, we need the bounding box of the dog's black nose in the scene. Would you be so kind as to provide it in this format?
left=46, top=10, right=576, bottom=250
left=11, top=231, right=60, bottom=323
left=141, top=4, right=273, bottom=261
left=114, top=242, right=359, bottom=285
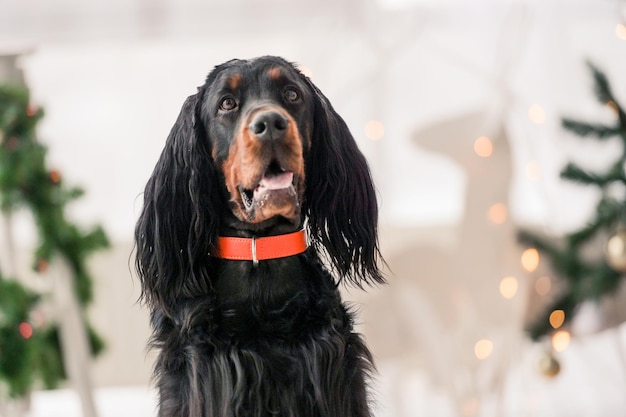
left=249, top=111, right=289, bottom=141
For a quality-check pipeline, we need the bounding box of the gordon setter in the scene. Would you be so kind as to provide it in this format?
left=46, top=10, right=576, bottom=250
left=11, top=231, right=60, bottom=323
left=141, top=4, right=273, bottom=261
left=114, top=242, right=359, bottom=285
left=135, top=56, right=385, bottom=417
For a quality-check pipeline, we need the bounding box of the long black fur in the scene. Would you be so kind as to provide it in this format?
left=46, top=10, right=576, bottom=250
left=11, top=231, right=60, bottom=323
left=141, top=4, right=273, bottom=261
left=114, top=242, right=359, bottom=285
left=135, top=56, right=384, bottom=417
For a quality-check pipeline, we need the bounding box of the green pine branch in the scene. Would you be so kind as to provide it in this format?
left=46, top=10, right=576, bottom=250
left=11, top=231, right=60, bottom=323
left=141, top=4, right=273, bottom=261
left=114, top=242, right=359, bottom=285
left=521, top=239, right=618, bottom=341
left=580, top=262, right=623, bottom=300
left=527, top=293, right=577, bottom=341
left=518, top=231, right=581, bottom=280
left=561, top=119, right=620, bottom=139
left=0, top=275, right=64, bottom=397
left=560, top=163, right=604, bottom=185
left=587, top=61, right=614, bottom=104
left=586, top=60, right=626, bottom=129
left=0, top=83, right=109, bottom=397
left=520, top=61, right=626, bottom=342
left=559, top=162, right=625, bottom=232
left=567, top=198, right=621, bottom=246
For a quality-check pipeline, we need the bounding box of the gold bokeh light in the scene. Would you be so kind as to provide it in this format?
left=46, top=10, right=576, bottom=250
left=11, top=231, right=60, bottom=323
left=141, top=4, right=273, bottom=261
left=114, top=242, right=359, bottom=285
left=364, top=120, right=385, bottom=141
left=521, top=248, right=540, bottom=272
left=526, top=160, right=542, bottom=180
left=552, top=330, right=571, bottom=352
left=487, top=203, right=508, bottom=225
left=535, top=275, right=551, bottom=296
left=298, top=65, right=314, bottom=79
left=616, top=24, right=626, bottom=40
left=528, top=104, right=546, bottom=124
left=474, top=136, right=493, bottom=157
left=474, top=339, right=494, bottom=360
left=499, top=276, right=519, bottom=299
left=549, top=310, right=565, bottom=329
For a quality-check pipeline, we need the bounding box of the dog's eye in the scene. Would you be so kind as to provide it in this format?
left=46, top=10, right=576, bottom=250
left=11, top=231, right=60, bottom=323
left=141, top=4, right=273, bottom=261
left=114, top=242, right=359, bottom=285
left=219, top=97, right=238, bottom=111
left=284, top=88, right=299, bottom=102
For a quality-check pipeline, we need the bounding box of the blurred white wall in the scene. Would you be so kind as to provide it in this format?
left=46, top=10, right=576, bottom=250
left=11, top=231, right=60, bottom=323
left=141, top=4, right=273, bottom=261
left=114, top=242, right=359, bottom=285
left=4, top=0, right=623, bottom=241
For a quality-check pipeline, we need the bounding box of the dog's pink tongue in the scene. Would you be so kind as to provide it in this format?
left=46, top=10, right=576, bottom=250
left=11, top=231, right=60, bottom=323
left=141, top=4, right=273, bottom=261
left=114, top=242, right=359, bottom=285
left=259, top=172, right=293, bottom=190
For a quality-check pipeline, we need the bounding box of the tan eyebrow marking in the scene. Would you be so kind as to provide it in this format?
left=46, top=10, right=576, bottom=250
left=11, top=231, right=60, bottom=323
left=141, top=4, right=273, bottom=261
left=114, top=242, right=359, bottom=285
left=267, top=67, right=282, bottom=80
left=228, top=74, right=242, bottom=90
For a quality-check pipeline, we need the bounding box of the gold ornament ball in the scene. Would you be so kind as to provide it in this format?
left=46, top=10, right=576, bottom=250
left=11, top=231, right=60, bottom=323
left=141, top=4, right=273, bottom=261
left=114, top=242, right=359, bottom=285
left=606, top=229, right=626, bottom=272
left=537, top=352, right=560, bottom=378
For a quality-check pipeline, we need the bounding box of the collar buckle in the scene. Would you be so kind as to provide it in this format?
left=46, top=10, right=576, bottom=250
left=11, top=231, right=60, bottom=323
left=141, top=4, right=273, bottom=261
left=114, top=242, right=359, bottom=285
left=251, top=236, right=259, bottom=268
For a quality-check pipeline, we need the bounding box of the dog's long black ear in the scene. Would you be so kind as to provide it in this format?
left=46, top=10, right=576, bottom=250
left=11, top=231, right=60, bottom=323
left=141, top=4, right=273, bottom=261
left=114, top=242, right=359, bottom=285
left=134, top=92, right=220, bottom=315
left=303, top=80, right=385, bottom=287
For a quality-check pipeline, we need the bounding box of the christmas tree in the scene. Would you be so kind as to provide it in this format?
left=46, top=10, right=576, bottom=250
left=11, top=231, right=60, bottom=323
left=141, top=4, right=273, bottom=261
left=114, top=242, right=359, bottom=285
left=0, top=83, right=108, bottom=399
left=519, top=62, right=626, bottom=341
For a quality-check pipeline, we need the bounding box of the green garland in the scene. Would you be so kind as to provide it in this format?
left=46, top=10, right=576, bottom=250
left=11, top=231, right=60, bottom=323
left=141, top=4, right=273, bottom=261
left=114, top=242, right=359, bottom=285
left=519, top=62, right=626, bottom=341
left=0, top=84, right=108, bottom=397
left=0, top=275, right=64, bottom=397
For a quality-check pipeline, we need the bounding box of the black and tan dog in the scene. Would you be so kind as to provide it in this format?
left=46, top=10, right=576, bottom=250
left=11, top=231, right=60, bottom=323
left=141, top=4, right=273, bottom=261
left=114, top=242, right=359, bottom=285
left=135, top=56, right=385, bottom=417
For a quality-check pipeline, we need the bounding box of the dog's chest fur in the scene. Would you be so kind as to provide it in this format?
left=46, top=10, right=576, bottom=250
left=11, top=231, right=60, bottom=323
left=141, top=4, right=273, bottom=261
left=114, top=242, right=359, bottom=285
left=212, top=256, right=338, bottom=342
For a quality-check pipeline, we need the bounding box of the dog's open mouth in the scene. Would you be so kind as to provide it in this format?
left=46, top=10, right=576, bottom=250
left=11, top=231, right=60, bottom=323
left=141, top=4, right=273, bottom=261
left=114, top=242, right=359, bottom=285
left=239, top=161, right=298, bottom=220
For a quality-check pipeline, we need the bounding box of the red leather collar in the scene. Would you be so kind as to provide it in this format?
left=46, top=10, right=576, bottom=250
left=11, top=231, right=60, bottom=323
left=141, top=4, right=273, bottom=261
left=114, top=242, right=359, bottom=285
left=212, top=230, right=308, bottom=265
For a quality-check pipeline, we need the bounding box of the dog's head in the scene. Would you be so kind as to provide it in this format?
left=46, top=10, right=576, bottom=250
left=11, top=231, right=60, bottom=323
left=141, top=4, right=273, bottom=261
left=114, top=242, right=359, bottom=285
left=135, top=56, right=384, bottom=313
left=200, top=57, right=312, bottom=227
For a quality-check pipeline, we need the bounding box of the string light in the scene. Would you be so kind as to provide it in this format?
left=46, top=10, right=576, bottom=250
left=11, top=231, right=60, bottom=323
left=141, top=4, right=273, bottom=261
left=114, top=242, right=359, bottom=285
left=499, top=276, right=519, bottom=299
left=535, top=275, right=552, bottom=296
left=474, top=339, right=494, bottom=360
left=607, top=232, right=625, bottom=255
left=528, top=104, right=546, bottom=124
left=473, top=136, right=493, bottom=157
left=461, top=397, right=480, bottom=417
left=296, top=64, right=313, bottom=79
left=549, top=310, right=565, bottom=329
left=521, top=248, right=540, bottom=272
left=526, top=160, right=542, bottom=180
left=487, top=203, right=507, bottom=225
left=551, top=330, right=571, bottom=352
left=616, top=23, right=626, bottom=40
left=364, top=120, right=385, bottom=141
